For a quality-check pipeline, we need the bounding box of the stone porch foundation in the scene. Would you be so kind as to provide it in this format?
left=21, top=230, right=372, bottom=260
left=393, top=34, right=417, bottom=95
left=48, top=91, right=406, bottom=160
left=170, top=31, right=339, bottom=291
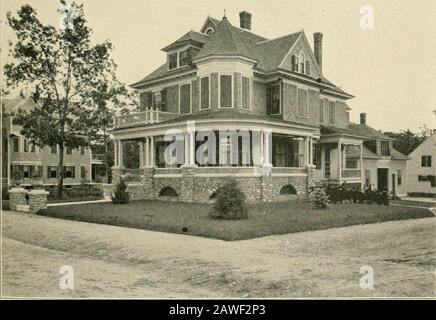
left=110, top=166, right=314, bottom=203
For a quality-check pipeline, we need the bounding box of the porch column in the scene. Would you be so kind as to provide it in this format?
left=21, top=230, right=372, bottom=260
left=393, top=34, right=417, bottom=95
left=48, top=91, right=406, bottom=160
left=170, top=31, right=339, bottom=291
left=114, top=140, right=119, bottom=167
left=139, top=141, right=144, bottom=168
left=189, top=131, right=195, bottom=165
left=118, top=140, right=124, bottom=168
left=149, top=136, right=155, bottom=167
left=145, top=137, right=150, bottom=167
left=338, top=141, right=342, bottom=181
left=184, top=133, right=189, bottom=165
left=263, top=129, right=271, bottom=165
left=304, top=137, right=310, bottom=166
left=309, top=137, right=314, bottom=166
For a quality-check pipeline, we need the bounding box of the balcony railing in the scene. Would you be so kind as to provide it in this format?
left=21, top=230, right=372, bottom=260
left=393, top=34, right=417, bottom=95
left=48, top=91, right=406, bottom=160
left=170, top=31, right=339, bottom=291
left=115, top=109, right=178, bottom=128
left=341, top=169, right=361, bottom=179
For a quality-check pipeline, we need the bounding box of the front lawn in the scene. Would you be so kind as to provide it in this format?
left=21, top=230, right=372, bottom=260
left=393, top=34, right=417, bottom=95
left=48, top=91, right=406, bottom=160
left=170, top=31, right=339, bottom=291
left=39, top=200, right=434, bottom=241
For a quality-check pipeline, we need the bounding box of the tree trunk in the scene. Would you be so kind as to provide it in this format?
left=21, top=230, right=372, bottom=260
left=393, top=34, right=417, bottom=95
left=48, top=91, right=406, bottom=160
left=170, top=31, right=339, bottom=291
left=56, top=142, right=64, bottom=199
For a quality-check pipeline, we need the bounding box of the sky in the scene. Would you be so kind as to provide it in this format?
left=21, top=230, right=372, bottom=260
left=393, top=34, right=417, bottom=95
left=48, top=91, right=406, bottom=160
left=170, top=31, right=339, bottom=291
left=1, top=0, right=435, bottom=132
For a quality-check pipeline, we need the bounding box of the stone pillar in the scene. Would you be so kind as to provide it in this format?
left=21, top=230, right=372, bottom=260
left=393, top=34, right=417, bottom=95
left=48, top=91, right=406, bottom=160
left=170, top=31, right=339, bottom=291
left=28, top=189, right=49, bottom=213
left=8, top=187, right=27, bottom=211
left=260, top=174, right=274, bottom=202
left=142, top=166, right=156, bottom=200
left=306, top=166, right=316, bottom=199
left=180, top=165, right=196, bottom=202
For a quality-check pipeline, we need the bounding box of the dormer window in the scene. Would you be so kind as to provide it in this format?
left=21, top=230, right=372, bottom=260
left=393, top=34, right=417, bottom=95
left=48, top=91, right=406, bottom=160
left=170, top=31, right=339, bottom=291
left=168, top=49, right=191, bottom=70
left=168, top=53, right=178, bottom=70
left=178, top=50, right=190, bottom=67
left=205, top=27, right=214, bottom=35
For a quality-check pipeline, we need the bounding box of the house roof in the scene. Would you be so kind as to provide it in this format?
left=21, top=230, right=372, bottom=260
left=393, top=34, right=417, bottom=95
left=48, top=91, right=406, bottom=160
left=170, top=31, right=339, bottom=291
left=131, top=15, right=351, bottom=98
left=253, top=32, right=302, bottom=72
left=362, top=145, right=408, bottom=160
left=348, top=123, right=395, bottom=140
left=161, top=30, right=210, bottom=51
left=321, top=123, right=395, bottom=141
left=194, top=16, right=257, bottom=61
left=3, top=94, right=38, bottom=114
left=112, top=109, right=320, bottom=132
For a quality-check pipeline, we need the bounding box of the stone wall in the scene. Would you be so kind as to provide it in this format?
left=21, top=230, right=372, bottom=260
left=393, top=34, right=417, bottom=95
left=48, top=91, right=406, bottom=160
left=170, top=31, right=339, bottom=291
left=119, top=168, right=310, bottom=203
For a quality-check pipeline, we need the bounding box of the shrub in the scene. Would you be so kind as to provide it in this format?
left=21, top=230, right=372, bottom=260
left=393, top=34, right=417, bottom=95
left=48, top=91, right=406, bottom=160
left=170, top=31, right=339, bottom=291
left=210, top=179, right=248, bottom=220
left=309, top=183, right=330, bottom=209
left=111, top=179, right=129, bottom=204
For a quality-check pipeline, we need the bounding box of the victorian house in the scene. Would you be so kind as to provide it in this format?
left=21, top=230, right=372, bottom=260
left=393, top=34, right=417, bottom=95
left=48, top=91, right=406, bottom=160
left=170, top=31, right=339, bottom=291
left=111, top=12, right=408, bottom=202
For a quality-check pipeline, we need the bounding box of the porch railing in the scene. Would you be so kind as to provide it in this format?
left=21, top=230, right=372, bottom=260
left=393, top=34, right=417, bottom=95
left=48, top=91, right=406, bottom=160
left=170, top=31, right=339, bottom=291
left=115, top=109, right=178, bottom=128
left=341, top=169, right=361, bottom=178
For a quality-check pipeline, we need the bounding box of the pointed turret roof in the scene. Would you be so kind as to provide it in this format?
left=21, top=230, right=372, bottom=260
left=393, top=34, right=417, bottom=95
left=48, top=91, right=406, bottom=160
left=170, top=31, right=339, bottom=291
left=195, top=16, right=257, bottom=61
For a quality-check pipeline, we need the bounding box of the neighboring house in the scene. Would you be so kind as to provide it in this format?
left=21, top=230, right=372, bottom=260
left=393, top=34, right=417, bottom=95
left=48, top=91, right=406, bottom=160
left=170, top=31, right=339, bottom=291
left=111, top=11, right=408, bottom=202
left=2, top=94, right=106, bottom=187
left=406, top=133, right=436, bottom=196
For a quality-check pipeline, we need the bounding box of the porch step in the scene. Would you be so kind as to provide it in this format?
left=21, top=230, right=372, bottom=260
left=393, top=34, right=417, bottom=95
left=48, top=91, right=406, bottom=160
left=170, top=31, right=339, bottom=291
left=16, top=204, right=30, bottom=212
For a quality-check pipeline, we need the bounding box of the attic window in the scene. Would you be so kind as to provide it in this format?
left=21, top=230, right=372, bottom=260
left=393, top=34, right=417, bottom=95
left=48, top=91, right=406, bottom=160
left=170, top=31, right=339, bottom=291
left=305, top=60, right=311, bottom=75
left=299, top=52, right=305, bottom=74
left=205, top=27, right=214, bottom=35
left=168, top=53, right=177, bottom=70
left=291, top=55, right=298, bottom=72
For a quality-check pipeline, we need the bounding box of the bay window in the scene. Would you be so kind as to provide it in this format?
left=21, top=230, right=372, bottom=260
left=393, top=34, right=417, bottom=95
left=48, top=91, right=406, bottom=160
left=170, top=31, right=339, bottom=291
left=241, top=76, right=250, bottom=109
left=200, top=76, right=210, bottom=110
left=219, top=75, right=232, bottom=108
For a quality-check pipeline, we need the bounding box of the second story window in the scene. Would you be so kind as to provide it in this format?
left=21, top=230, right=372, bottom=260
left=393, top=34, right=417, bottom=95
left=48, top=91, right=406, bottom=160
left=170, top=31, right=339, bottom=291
left=178, top=50, right=190, bottom=67
left=421, top=155, right=432, bottom=167
left=50, top=145, right=57, bottom=154
left=66, top=147, right=72, bottom=155
left=328, top=101, right=335, bottom=125
left=80, top=146, right=85, bottom=155
left=380, top=141, right=390, bottom=156
left=23, top=138, right=29, bottom=152
left=297, top=89, right=308, bottom=118
left=179, top=83, right=191, bottom=114
left=168, top=53, right=178, bottom=70
left=241, top=77, right=250, bottom=110
left=219, top=75, right=232, bottom=108
left=200, top=76, right=210, bottom=110
left=267, top=85, right=280, bottom=115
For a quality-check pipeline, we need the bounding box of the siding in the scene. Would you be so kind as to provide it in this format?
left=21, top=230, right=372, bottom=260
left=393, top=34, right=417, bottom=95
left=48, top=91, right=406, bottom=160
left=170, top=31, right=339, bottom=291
left=210, top=72, right=219, bottom=109
left=166, top=85, right=179, bottom=114
left=233, top=72, right=241, bottom=109
left=191, top=78, right=199, bottom=113
left=282, top=82, right=320, bottom=126
left=252, top=80, right=267, bottom=115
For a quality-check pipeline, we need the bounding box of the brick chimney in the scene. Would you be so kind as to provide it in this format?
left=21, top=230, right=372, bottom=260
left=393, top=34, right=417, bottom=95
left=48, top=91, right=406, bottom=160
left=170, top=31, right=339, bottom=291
left=239, top=11, right=252, bottom=30
left=314, top=32, right=323, bottom=71
left=360, top=113, right=367, bottom=125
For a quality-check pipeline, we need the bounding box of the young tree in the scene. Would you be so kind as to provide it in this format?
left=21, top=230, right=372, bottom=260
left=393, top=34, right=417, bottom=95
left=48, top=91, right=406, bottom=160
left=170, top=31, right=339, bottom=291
left=4, top=1, right=125, bottom=198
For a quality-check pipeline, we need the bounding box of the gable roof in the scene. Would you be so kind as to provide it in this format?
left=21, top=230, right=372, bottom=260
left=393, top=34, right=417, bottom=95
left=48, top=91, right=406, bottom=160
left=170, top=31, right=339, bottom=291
left=253, top=32, right=302, bottom=72
left=195, top=16, right=257, bottom=61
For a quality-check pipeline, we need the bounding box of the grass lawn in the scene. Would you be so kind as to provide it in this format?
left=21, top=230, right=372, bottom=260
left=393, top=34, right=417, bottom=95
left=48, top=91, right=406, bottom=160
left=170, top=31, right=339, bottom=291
left=39, top=200, right=434, bottom=241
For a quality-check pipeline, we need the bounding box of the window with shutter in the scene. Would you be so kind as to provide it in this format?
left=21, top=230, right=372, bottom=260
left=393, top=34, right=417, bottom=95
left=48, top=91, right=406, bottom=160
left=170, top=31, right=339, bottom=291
left=200, top=77, right=209, bottom=110
left=241, top=77, right=250, bottom=109
left=179, top=84, right=191, bottom=114
left=291, top=55, right=298, bottom=72
left=219, top=75, right=232, bottom=108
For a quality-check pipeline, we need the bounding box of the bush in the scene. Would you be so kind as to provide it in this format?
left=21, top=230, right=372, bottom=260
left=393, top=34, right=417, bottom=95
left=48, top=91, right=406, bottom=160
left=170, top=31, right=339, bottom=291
left=309, top=183, right=330, bottom=209
left=111, top=179, right=129, bottom=204
left=210, top=179, right=248, bottom=220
